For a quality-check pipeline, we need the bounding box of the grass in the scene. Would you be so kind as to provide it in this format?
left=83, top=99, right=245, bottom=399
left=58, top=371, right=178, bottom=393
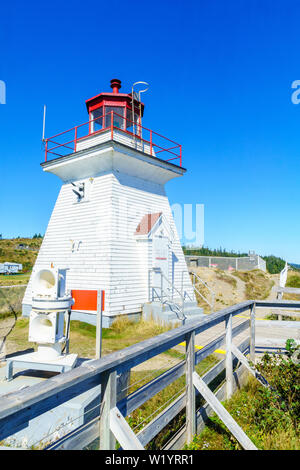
left=0, top=285, right=26, bottom=315
left=286, top=272, right=300, bottom=289
left=0, top=273, right=30, bottom=286
left=282, top=271, right=300, bottom=302
left=215, top=270, right=237, bottom=288
left=194, top=286, right=212, bottom=314
left=186, top=350, right=300, bottom=451
left=2, top=315, right=175, bottom=359
left=68, top=316, right=174, bottom=357
left=232, top=269, right=274, bottom=299
left=186, top=376, right=299, bottom=450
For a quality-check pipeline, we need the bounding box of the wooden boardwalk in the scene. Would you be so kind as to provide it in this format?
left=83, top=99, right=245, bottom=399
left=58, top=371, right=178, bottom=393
left=0, top=299, right=299, bottom=451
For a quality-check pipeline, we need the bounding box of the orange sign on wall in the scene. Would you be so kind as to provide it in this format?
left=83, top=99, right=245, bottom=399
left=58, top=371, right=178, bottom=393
left=71, top=289, right=105, bottom=312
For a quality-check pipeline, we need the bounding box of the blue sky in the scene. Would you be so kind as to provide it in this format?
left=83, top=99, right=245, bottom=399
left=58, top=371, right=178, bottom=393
left=1, top=0, right=300, bottom=262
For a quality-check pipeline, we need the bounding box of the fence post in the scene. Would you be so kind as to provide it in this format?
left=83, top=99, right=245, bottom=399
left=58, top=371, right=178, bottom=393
left=99, top=370, right=116, bottom=450
left=250, top=303, right=256, bottom=364
left=276, top=290, right=283, bottom=321
left=74, top=126, right=77, bottom=153
left=225, top=313, right=233, bottom=399
left=185, top=330, right=195, bottom=444
left=45, top=140, right=48, bottom=162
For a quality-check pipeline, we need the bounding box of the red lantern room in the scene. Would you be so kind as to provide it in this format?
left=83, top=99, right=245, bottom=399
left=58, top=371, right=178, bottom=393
left=44, top=79, right=182, bottom=167
left=86, top=78, right=144, bottom=135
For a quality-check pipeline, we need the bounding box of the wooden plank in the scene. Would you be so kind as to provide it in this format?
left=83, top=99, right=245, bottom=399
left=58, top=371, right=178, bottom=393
left=48, top=339, right=250, bottom=450
left=225, top=313, right=233, bottom=399
left=185, top=331, right=195, bottom=443
left=195, top=319, right=249, bottom=366
left=231, top=343, right=270, bottom=389
left=137, top=391, right=185, bottom=447
left=46, top=417, right=100, bottom=450
left=136, top=358, right=229, bottom=447
left=110, top=406, right=144, bottom=450
left=192, top=371, right=257, bottom=450
left=250, top=303, right=256, bottom=363
left=118, top=362, right=185, bottom=417
left=99, top=370, right=116, bottom=450
left=136, top=341, right=250, bottom=448
left=118, top=320, right=249, bottom=418
left=255, top=300, right=300, bottom=310
left=164, top=363, right=249, bottom=451
left=0, top=373, right=102, bottom=441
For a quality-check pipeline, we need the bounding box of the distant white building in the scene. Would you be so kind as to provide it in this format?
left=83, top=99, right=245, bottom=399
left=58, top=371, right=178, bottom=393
left=0, top=262, right=23, bottom=274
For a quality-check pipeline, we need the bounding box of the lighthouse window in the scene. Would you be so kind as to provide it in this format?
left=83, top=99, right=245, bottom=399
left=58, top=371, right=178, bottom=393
left=105, top=106, right=124, bottom=129
left=90, top=108, right=103, bottom=133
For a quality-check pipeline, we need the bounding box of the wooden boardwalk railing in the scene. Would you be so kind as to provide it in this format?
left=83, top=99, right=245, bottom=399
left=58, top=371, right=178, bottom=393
left=0, top=299, right=299, bottom=450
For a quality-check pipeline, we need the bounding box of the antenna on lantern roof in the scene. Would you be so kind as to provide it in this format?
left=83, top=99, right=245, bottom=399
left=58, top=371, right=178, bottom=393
left=42, top=104, right=47, bottom=142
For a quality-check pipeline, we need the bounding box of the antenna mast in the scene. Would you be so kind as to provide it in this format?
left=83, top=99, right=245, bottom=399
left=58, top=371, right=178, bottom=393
left=131, top=81, right=149, bottom=138
left=42, top=105, right=47, bottom=142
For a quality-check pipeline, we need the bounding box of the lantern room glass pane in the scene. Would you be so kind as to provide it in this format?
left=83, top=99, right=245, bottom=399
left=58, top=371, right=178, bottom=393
left=90, top=108, right=103, bottom=133
left=105, top=106, right=124, bottom=129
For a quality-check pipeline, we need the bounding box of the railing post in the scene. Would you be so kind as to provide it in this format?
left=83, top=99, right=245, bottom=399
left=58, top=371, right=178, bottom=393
left=250, top=303, right=256, bottom=364
left=45, top=140, right=48, bottom=162
left=150, top=130, right=153, bottom=156
left=225, top=313, right=233, bottom=399
left=185, top=330, right=196, bottom=444
left=111, top=111, right=114, bottom=140
left=96, top=290, right=103, bottom=359
left=99, top=369, right=117, bottom=450
left=180, top=145, right=182, bottom=166
left=74, top=126, right=77, bottom=153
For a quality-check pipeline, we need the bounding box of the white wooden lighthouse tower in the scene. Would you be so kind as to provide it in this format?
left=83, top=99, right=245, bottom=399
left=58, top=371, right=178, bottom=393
left=22, top=79, right=203, bottom=326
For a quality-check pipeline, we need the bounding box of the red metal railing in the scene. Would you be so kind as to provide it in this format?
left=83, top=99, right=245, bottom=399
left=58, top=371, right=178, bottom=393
left=44, top=111, right=182, bottom=166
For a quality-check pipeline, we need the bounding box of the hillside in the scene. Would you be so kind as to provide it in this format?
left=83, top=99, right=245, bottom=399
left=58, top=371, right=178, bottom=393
left=282, top=270, right=300, bottom=301
left=192, top=267, right=277, bottom=314
left=0, top=237, right=43, bottom=273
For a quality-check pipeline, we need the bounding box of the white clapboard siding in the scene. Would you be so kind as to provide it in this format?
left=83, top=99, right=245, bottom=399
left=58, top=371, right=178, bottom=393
left=76, top=129, right=154, bottom=156
left=23, top=165, right=194, bottom=322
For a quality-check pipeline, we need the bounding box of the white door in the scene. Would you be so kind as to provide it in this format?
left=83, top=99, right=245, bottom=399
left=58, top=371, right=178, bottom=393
left=152, top=236, right=169, bottom=300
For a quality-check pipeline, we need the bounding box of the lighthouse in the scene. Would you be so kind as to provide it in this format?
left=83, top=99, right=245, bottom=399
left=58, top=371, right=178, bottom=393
left=22, top=79, right=203, bottom=326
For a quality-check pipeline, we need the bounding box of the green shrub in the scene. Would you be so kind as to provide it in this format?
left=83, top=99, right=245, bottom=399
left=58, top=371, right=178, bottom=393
left=186, top=340, right=300, bottom=450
